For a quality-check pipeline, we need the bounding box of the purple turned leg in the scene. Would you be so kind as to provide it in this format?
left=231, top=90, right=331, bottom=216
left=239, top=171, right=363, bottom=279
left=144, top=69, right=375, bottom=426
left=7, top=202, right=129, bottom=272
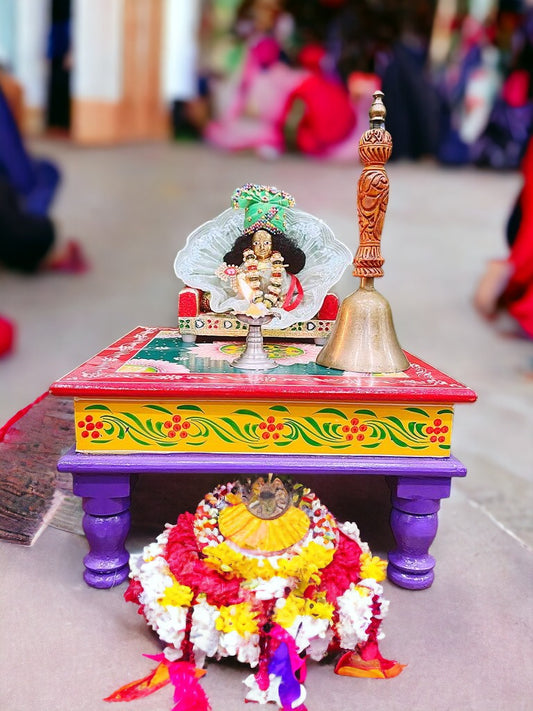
left=59, top=450, right=467, bottom=590
left=73, top=473, right=131, bottom=588
left=388, top=476, right=452, bottom=590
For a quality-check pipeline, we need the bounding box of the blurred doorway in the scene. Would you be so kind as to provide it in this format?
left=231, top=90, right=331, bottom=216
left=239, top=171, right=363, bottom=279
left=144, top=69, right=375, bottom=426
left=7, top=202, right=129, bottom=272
left=71, top=0, right=167, bottom=144
left=119, top=0, right=167, bottom=141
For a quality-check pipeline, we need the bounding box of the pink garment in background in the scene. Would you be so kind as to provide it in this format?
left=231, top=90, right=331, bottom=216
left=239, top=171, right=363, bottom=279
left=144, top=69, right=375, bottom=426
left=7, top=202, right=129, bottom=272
left=204, top=36, right=308, bottom=155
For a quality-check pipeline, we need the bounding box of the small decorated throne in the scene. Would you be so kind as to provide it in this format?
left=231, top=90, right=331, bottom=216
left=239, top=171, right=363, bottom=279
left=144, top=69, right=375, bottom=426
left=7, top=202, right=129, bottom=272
left=174, top=184, right=351, bottom=343
left=177, top=287, right=340, bottom=344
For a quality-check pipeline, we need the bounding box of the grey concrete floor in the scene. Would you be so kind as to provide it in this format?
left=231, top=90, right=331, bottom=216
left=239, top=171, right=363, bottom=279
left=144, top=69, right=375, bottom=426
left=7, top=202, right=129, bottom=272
left=1, top=139, right=532, bottom=710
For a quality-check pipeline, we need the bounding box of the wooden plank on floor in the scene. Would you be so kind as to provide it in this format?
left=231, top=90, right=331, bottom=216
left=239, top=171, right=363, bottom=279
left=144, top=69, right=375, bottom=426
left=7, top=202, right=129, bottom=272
left=0, top=395, right=74, bottom=545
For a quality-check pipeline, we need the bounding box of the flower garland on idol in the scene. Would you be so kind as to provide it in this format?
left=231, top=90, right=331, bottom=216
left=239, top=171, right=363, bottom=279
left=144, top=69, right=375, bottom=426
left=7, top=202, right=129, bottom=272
left=105, top=476, right=404, bottom=711
left=216, top=245, right=289, bottom=310
left=241, top=247, right=286, bottom=308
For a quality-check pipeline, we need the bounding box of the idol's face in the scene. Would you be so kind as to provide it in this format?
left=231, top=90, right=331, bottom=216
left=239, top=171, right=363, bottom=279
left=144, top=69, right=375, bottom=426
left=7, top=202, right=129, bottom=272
left=252, top=230, right=272, bottom=259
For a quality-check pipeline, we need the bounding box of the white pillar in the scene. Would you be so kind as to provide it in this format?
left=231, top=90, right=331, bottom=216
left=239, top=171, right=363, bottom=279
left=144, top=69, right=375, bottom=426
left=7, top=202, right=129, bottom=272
left=161, top=0, right=201, bottom=103
left=0, top=0, right=16, bottom=69
left=71, top=0, right=123, bottom=102
left=13, top=0, right=51, bottom=109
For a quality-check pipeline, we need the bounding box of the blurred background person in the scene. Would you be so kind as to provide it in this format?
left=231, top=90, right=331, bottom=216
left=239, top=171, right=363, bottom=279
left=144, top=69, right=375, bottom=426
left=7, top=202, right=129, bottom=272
left=473, top=6, right=533, bottom=336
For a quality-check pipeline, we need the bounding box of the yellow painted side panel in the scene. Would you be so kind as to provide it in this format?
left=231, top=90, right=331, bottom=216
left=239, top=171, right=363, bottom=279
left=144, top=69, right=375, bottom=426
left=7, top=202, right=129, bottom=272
left=74, top=399, right=454, bottom=457
left=75, top=399, right=453, bottom=457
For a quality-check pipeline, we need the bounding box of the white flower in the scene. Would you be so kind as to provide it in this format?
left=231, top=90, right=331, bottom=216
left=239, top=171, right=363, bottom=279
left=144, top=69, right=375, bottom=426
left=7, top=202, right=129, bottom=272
left=379, top=598, right=390, bottom=620
left=243, top=673, right=281, bottom=705
left=217, top=629, right=240, bottom=658
left=156, top=527, right=171, bottom=544
left=137, top=556, right=173, bottom=600
left=128, top=553, right=144, bottom=577
left=243, top=670, right=307, bottom=707
left=358, top=578, right=384, bottom=598
left=143, top=532, right=169, bottom=559
left=282, top=615, right=331, bottom=656
left=163, top=646, right=183, bottom=662
left=336, top=583, right=375, bottom=649
left=243, top=576, right=290, bottom=600
left=150, top=605, right=188, bottom=646
left=190, top=599, right=220, bottom=658
left=357, top=578, right=389, bottom=633
left=308, top=629, right=333, bottom=661
left=129, top=530, right=169, bottom=577
left=218, top=631, right=260, bottom=667
left=338, top=520, right=369, bottom=553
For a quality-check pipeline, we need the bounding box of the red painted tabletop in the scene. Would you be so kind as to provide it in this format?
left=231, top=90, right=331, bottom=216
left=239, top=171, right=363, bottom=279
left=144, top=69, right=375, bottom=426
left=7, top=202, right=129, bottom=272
left=50, top=327, right=477, bottom=404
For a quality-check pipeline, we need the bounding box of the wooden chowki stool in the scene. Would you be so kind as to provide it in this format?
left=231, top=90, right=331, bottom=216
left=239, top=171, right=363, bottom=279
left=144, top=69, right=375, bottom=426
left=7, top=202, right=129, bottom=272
left=51, top=327, right=476, bottom=590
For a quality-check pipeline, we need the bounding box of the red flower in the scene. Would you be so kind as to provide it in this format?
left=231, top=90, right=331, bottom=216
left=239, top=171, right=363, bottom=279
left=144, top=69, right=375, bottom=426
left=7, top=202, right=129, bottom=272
left=257, top=415, right=284, bottom=440
left=124, top=578, right=144, bottom=617
left=318, top=532, right=363, bottom=603
left=165, top=513, right=244, bottom=607
left=427, top=417, right=448, bottom=438
left=77, top=415, right=102, bottom=439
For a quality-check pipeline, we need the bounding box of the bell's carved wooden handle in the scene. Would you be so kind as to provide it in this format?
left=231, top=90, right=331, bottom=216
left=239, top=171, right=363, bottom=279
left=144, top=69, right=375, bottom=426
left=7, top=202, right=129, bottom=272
left=353, top=91, right=392, bottom=280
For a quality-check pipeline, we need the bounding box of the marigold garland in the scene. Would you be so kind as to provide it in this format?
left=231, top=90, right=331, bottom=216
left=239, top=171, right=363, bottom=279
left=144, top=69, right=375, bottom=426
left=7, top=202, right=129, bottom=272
left=108, top=479, right=405, bottom=711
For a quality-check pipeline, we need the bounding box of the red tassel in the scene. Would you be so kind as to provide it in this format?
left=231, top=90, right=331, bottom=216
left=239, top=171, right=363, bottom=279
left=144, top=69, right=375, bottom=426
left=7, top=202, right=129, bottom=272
left=105, top=655, right=211, bottom=710
left=104, top=659, right=170, bottom=702
left=168, top=663, right=211, bottom=711
left=335, top=650, right=406, bottom=679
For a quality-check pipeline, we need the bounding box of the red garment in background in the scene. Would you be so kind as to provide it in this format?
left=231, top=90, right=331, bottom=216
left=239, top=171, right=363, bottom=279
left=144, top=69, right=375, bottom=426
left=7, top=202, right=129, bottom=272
left=504, top=136, right=533, bottom=336
left=0, top=314, right=15, bottom=357
left=286, top=44, right=355, bottom=156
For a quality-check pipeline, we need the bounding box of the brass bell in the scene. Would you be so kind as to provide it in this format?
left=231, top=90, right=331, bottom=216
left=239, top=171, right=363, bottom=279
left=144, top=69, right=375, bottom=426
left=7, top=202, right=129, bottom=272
left=316, top=91, right=409, bottom=374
